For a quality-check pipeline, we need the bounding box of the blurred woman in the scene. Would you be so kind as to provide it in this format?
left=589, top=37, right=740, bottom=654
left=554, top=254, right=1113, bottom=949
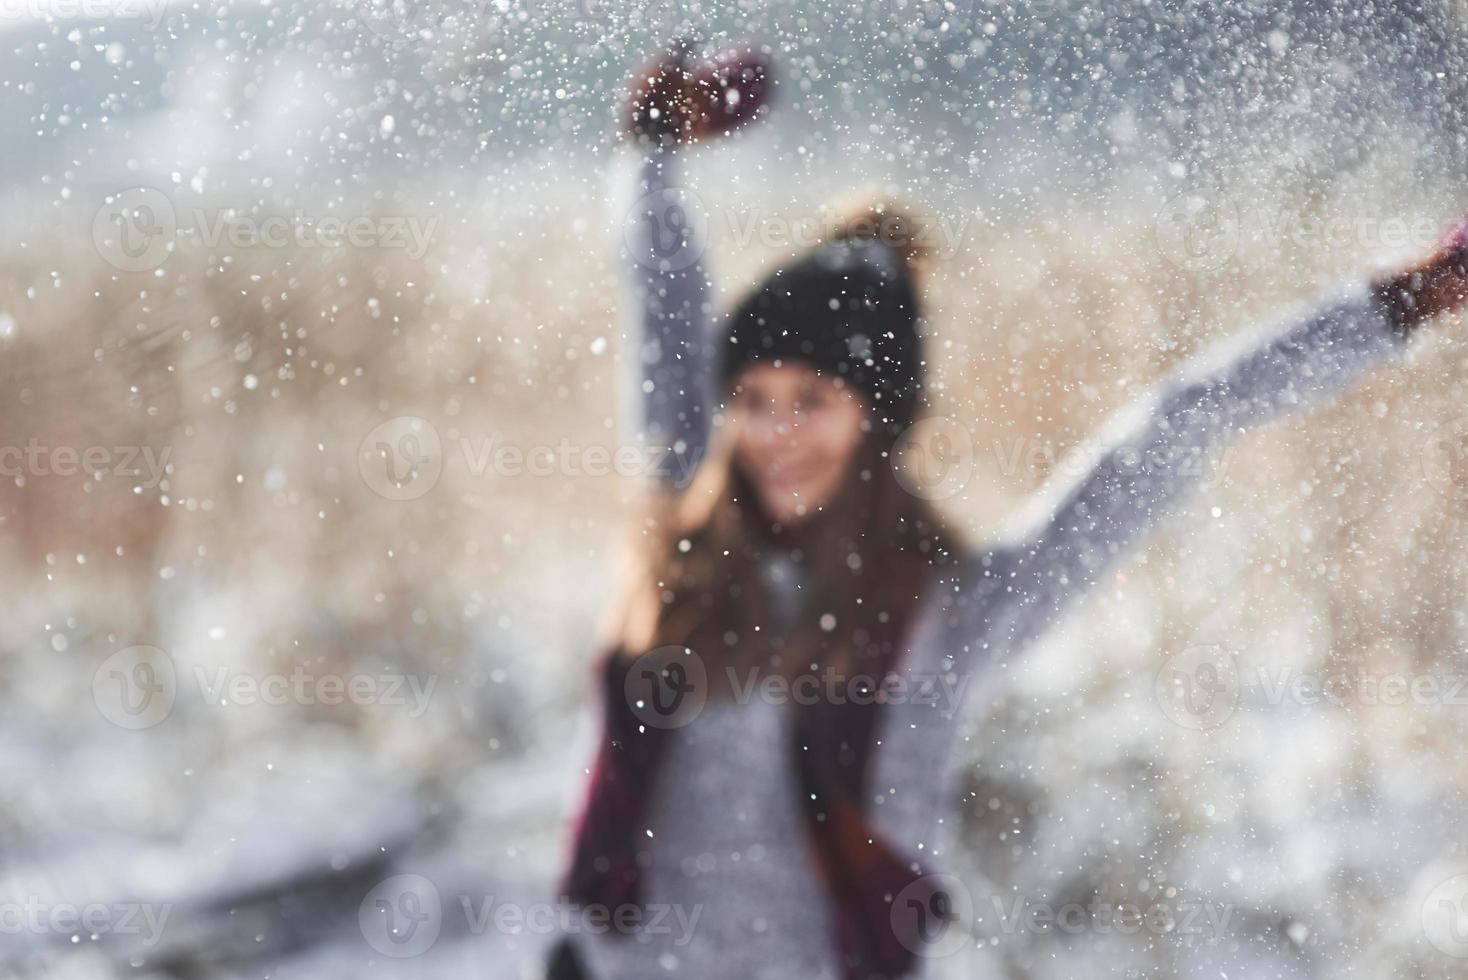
left=547, top=41, right=1468, bottom=980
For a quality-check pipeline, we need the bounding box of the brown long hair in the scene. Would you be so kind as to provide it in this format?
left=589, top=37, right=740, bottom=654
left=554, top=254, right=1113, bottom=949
left=611, top=200, right=952, bottom=690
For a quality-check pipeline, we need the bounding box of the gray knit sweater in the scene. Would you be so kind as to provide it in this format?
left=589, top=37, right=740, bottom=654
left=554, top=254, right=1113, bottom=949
left=577, top=147, right=1406, bottom=979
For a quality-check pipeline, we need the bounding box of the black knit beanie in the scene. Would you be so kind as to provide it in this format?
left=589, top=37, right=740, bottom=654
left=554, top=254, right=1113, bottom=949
left=719, top=238, right=924, bottom=436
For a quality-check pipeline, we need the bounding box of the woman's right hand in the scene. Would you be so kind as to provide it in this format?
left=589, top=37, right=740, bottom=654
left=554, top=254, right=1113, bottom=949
left=624, top=39, right=775, bottom=147
left=1375, top=216, right=1468, bottom=335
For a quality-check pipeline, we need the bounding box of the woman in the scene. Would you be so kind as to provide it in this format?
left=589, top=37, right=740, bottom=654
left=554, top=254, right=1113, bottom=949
left=547, top=41, right=1468, bottom=980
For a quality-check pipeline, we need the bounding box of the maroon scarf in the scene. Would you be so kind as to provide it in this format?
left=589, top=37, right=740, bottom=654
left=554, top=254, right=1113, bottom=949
left=551, top=614, right=933, bottom=980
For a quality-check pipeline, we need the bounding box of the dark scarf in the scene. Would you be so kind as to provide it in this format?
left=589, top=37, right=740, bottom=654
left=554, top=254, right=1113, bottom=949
left=548, top=585, right=934, bottom=980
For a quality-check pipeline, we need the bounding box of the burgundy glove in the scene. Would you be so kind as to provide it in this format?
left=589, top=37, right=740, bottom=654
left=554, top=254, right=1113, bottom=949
left=1374, top=217, right=1468, bottom=335
left=624, top=38, right=774, bottom=147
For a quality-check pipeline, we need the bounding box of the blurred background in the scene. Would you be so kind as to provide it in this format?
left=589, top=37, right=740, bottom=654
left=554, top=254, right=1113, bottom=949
left=4, top=0, right=1468, bottom=977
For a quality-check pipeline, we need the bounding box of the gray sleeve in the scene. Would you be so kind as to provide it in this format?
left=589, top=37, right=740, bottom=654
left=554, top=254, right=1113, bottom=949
left=969, top=283, right=1407, bottom=654
left=620, top=147, right=715, bottom=490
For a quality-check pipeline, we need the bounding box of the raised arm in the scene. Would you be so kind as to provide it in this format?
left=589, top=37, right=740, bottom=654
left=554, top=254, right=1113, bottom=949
left=617, top=41, right=773, bottom=491
left=972, top=222, right=1468, bottom=651
left=622, top=147, right=715, bottom=489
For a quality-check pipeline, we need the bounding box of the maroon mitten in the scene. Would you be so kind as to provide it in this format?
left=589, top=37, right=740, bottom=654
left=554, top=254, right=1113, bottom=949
left=1375, top=217, right=1468, bottom=334
left=625, top=39, right=774, bottom=147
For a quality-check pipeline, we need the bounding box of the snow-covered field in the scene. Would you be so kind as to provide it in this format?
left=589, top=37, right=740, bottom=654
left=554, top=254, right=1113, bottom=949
left=4, top=1, right=1468, bottom=977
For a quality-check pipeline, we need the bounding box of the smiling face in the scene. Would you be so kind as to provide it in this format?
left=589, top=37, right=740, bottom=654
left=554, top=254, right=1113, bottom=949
left=726, top=362, right=869, bottom=526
